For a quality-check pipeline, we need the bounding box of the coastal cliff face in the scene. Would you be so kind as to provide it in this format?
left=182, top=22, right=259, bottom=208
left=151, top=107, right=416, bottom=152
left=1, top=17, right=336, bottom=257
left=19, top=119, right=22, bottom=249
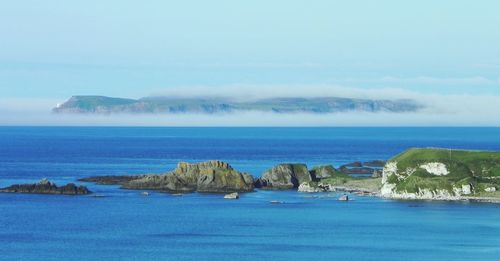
left=0, top=179, right=91, bottom=195
left=380, top=148, right=500, bottom=201
left=254, top=164, right=312, bottom=189
left=53, top=95, right=422, bottom=114
left=123, top=160, right=254, bottom=193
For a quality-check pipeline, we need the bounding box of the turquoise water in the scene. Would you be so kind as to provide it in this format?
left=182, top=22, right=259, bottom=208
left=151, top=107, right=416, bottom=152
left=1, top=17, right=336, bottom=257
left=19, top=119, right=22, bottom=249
left=1, top=127, right=500, bottom=260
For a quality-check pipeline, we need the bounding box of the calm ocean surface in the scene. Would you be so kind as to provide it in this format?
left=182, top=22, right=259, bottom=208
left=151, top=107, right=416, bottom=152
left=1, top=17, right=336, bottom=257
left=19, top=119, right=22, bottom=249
left=1, top=127, right=500, bottom=261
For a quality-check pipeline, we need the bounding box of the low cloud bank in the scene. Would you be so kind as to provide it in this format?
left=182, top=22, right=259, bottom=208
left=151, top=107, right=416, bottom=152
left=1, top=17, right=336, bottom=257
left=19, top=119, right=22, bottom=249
left=1, top=86, right=500, bottom=126
left=1, top=109, right=499, bottom=127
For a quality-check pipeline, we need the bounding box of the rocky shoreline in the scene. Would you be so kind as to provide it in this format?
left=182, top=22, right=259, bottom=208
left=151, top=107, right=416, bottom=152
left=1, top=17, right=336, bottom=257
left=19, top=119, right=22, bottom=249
left=77, top=160, right=384, bottom=197
left=77, top=154, right=499, bottom=204
left=3, top=148, right=499, bottom=203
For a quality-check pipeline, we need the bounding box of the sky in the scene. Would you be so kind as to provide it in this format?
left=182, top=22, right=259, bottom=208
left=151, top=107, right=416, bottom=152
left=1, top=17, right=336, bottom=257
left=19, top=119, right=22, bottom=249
left=0, top=0, right=500, bottom=125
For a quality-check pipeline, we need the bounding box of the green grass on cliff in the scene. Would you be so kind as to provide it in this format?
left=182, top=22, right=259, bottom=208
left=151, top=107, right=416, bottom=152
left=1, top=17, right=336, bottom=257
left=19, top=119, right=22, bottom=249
left=391, top=148, right=500, bottom=178
left=316, top=170, right=382, bottom=193
left=388, top=148, right=500, bottom=195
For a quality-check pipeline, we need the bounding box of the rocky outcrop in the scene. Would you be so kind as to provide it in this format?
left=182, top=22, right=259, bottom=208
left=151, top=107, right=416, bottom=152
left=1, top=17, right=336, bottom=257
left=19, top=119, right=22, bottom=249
left=255, top=164, right=312, bottom=189
left=0, top=179, right=90, bottom=195
left=485, top=187, right=497, bottom=192
left=419, top=162, right=449, bottom=176
left=122, top=160, right=254, bottom=193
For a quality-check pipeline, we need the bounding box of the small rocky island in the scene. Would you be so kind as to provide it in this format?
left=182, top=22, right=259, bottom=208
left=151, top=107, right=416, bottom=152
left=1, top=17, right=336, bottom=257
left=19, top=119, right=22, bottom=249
left=0, top=179, right=91, bottom=195
left=80, top=160, right=382, bottom=195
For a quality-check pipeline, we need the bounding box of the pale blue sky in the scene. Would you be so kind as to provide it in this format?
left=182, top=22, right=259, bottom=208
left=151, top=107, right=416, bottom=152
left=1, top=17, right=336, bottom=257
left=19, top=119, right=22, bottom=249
left=1, top=0, right=500, bottom=100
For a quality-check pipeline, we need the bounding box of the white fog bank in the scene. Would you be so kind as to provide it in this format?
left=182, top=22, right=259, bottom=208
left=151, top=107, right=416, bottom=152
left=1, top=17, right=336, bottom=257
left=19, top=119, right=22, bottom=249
left=1, top=87, right=500, bottom=126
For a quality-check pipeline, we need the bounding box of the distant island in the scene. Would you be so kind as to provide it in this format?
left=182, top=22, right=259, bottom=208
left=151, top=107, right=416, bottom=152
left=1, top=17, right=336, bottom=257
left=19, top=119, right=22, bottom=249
left=52, top=95, right=422, bottom=114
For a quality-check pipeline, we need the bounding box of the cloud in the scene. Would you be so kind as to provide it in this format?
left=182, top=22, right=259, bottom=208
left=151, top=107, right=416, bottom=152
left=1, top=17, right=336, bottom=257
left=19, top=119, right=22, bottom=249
left=0, top=98, right=60, bottom=112
left=332, top=76, right=500, bottom=86
left=150, top=84, right=418, bottom=101
left=1, top=109, right=500, bottom=127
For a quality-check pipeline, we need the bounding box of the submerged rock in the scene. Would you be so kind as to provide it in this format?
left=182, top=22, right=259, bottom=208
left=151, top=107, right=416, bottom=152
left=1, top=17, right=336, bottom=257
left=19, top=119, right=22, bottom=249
left=255, top=163, right=312, bottom=190
left=297, top=182, right=338, bottom=193
left=338, top=194, right=349, bottom=201
left=0, top=179, right=90, bottom=195
left=123, top=160, right=254, bottom=193
left=298, top=182, right=323, bottom=193
left=224, top=192, right=239, bottom=199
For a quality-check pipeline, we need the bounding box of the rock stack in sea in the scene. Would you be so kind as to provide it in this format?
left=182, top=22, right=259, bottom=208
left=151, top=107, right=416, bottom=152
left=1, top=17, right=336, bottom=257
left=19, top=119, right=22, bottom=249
left=123, top=160, right=255, bottom=193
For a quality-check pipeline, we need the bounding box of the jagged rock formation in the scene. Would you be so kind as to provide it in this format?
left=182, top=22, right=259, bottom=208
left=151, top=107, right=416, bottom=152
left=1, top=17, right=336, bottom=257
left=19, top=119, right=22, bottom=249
left=0, top=179, right=90, bottom=195
left=310, top=165, right=338, bottom=179
left=118, top=161, right=254, bottom=193
left=254, top=164, right=312, bottom=189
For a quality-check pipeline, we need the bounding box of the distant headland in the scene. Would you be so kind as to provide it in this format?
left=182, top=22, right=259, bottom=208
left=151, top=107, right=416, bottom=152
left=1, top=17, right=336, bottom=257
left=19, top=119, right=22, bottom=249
left=52, top=95, right=422, bottom=114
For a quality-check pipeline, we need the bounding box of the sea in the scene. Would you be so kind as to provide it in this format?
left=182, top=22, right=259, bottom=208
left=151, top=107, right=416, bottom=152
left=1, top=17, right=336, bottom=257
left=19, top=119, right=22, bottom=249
left=1, top=127, right=500, bottom=261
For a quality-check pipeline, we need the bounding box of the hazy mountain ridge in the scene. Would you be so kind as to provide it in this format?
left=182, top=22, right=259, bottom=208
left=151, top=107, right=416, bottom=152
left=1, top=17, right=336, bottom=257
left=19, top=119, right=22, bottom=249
left=53, top=95, right=422, bottom=114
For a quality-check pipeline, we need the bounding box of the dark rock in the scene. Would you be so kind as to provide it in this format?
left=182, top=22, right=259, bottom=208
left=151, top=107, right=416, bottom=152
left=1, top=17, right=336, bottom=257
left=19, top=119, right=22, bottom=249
left=339, top=166, right=376, bottom=174
left=310, top=165, right=338, bottom=180
left=341, top=161, right=363, bottom=168
left=78, top=175, right=142, bottom=185
left=338, top=194, right=349, bottom=201
left=363, top=160, right=386, bottom=168
left=0, top=179, right=91, bottom=195
left=253, top=178, right=268, bottom=188
left=122, top=160, right=254, bottom=193
left=256, top=164, right=312, bottom=189
left=339, top=160, right=386, bottom=173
